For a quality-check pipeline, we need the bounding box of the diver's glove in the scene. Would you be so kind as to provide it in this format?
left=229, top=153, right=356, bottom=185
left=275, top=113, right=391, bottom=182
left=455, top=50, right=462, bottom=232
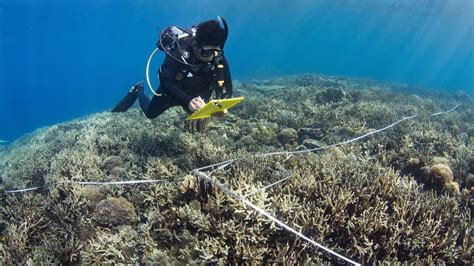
left=130, top=81, right=144, bottom=93
left=188, top=96, right=206, bottom=112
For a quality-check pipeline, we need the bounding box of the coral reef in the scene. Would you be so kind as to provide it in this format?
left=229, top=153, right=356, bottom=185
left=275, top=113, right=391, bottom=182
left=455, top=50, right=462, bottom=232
left=0, top=74, right=472, bottom=264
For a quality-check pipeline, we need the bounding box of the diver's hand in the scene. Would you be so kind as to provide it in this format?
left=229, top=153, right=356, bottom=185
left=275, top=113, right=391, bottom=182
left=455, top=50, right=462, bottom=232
left=188, top=97, right=205, bottom=112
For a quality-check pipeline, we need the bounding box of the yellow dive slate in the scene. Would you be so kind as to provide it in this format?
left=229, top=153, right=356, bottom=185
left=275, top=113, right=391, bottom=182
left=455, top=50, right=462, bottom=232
left=186, top=97, right=244, bottom=120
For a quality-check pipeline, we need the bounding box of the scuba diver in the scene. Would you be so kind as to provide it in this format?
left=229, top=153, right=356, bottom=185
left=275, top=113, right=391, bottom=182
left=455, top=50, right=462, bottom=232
left=112, top=17, right=233, bottom=120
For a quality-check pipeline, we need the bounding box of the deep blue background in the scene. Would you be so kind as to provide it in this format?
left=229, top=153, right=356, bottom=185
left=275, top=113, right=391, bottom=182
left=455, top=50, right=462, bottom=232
left=1, top=0, right=473, bottom=141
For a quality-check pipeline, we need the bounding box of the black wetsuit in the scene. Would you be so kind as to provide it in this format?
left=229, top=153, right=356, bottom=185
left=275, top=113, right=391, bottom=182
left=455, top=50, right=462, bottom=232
left=136, top=42, right=233, bottom=119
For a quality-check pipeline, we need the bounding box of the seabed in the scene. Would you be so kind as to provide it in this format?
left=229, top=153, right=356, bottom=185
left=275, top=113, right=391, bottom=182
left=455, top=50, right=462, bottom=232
left=0, top=74, right=472, bottom=264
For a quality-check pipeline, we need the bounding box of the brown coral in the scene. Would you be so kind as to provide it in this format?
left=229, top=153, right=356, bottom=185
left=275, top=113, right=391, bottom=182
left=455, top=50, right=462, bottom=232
left=94, top=197, right=137, bottom=226
left=75, top=186, right=104, bottom=207
left=102, top=156, right=125, bottom=174
left=430, top=163, right=454, bottom=186
left=465, top=173, right=474, bottom=189
left=277, top=128, right=298, bottom=145
left=407, top=158, right=421, bottom=168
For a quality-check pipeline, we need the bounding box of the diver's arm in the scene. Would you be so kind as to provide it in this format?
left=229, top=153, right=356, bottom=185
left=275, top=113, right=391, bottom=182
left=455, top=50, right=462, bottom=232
left=159, top=56, right=193, bottom=106
left=221, top=56, right=233, bottom=98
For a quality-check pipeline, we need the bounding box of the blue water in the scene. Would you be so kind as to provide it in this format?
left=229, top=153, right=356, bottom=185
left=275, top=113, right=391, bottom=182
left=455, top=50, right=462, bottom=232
left=1, top=0, right=473, bottom=141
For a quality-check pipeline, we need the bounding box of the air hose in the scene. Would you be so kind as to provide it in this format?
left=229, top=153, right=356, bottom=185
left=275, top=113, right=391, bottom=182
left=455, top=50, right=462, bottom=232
left=146, top=47, right=162, bottom=96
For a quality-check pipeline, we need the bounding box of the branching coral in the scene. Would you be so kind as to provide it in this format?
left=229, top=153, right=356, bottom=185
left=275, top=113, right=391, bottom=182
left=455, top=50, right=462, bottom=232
left=0, top=74, right=472, bottom=264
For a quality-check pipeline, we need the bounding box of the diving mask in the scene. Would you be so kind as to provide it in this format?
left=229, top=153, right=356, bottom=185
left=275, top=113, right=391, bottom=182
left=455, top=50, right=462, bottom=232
left=199, top=46, right=223, bottom=58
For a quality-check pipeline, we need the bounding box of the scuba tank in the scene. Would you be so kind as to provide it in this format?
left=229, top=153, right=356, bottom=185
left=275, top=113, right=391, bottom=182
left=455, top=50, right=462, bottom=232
left=157, top=26, right=193, bottom=53
left=146, top=26, right=197, bottom=96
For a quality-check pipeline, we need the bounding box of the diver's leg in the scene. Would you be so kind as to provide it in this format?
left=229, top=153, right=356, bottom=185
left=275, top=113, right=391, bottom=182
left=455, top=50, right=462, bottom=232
left=137, top=87, right=151, bottom=112
left=111, top=84, right=140, bottom=112
left=138, top=87, right=175, bottom=119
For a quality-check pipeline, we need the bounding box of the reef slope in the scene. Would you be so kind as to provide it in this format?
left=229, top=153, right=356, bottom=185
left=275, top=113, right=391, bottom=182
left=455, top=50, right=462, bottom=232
left=0, top=74, right=472, bottom=264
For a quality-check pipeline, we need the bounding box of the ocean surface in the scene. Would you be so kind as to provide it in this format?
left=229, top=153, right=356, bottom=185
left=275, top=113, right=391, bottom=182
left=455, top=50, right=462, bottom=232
left=0, top=0, right=473, bottom=141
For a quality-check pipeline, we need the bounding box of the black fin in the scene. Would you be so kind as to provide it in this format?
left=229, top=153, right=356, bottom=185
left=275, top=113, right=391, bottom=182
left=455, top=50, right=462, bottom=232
left=111, top=90, right=138, bottom=112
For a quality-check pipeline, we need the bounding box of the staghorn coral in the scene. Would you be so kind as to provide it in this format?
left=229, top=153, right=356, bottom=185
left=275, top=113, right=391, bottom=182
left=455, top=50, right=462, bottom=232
left=0, top=74, right=472, bottom=264
left=443, top=181, right=460, bottom=194
left=82, top=225, right=167, bottom=264
left=192, top=153, right=471, bottom=264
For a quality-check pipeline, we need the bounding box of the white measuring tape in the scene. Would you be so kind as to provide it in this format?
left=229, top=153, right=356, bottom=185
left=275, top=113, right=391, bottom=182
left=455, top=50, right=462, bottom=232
left=4, top=179, right=170, bottom=193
